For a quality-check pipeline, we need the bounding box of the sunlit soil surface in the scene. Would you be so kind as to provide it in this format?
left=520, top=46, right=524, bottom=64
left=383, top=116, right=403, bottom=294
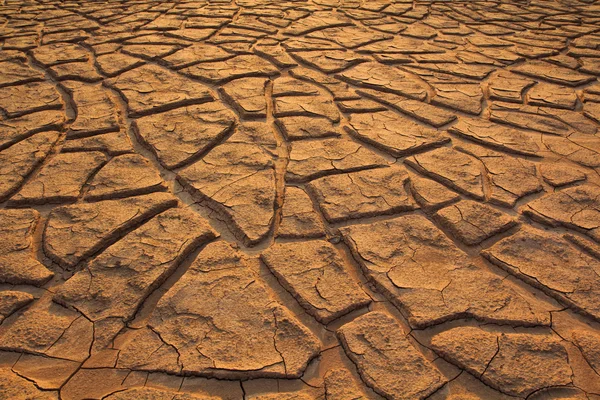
left=0, top=0, right=600, bottom=399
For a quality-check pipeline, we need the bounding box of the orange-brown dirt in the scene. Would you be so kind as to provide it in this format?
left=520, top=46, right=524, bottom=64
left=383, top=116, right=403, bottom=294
left=0, top=0, right=600, bottom=399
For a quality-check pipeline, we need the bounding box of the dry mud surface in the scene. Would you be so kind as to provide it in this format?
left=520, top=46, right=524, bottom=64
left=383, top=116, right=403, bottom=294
left=1, top=0, right=600, bottom=399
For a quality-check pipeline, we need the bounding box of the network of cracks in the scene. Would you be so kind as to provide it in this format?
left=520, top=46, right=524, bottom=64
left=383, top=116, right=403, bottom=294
left=1, top=0, right=600, bottom=399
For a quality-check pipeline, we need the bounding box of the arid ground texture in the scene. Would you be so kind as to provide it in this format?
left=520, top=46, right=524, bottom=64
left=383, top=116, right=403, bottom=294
left=0, top=0, right=600, bottom=399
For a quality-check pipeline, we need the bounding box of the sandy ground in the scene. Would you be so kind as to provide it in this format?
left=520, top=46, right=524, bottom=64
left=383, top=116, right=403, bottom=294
left=0, top=0, right=600, bottom=399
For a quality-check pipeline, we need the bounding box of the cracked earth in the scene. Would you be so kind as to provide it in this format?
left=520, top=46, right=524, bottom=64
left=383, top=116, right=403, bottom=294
left=1, top=0, right=600, bottom=399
